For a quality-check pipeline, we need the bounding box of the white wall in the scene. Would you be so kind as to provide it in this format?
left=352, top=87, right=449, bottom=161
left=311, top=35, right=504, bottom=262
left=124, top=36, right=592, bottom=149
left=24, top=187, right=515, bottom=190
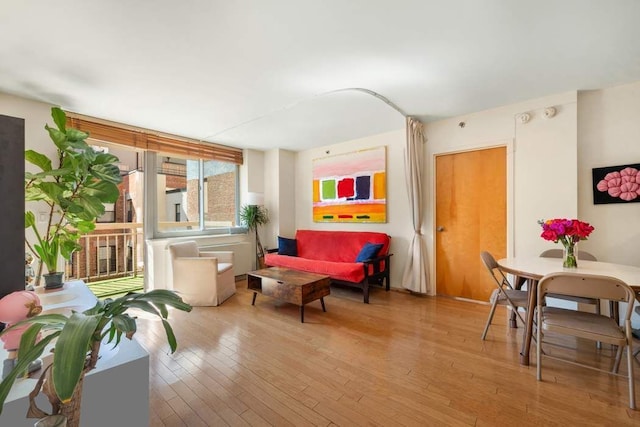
left=293, top=129, right=414, bottom=289
left=513, top=97, right=578, bottom=256
left=263, top=149, right=296, bottom=249
left=578, top=82, right=640, bottom=327
left=0, top=94, right=54, bottom=151
left=242, top=149, right=265, bottom=197
left=278, top=150, right=296, bottom=241
left=578, top=81, right=640, bottom=265
left=264, top=149, right=279, bottom=249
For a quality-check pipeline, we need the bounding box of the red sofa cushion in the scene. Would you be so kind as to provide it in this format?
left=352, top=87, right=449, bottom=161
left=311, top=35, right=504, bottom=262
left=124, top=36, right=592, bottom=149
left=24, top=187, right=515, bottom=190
left=295, top=230, right=390, bottom=263
left=264, top=254, right=366, bottom=283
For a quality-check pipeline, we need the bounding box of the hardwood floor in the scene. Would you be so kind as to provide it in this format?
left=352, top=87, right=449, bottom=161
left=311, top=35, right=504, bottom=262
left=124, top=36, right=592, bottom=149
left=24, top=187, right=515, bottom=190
left=133, top=280, right=640, bottom=426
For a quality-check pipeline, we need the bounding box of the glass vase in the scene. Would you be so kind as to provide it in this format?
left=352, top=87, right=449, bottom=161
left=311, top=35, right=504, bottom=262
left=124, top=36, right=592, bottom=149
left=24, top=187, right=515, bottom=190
left=563, top=243, right=578, bottom=268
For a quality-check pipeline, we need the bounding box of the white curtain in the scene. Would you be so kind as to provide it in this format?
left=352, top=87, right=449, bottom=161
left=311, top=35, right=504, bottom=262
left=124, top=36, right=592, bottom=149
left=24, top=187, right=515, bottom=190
left=401, top=117, right=429, bottom=294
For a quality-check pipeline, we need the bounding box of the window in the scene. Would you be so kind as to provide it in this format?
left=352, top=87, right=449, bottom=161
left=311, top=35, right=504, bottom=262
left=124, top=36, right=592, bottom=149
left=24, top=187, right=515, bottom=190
left=97, top=245, right=116, bottom=274
left=126, top=199, right=134, bottom=222
left=203, top=159, right=237, bottom=229
left=155, top=154, right=238, bottom=233
left=59, top=112, right=243, bottom=238
left=97, top=203, right=116, bottom=223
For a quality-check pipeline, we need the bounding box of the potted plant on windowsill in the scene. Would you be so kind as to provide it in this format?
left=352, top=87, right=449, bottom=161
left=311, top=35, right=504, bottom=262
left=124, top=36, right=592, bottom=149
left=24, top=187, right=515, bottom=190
left=24, top=107, right=122, bottom=289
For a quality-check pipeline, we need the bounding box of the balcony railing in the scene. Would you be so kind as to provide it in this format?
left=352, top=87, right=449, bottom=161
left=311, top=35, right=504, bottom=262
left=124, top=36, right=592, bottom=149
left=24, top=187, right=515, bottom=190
left=65, top=223, right=143, bottom=283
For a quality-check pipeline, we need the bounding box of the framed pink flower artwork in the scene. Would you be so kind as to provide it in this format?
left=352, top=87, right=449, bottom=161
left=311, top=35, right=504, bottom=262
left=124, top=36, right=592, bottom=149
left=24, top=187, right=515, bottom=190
left=592, top=163, right=640, bottom=204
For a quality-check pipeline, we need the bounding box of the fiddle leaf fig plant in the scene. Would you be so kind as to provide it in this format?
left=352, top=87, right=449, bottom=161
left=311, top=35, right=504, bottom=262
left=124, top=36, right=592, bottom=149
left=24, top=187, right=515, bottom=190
left=25, top=107, right=122, bottom=285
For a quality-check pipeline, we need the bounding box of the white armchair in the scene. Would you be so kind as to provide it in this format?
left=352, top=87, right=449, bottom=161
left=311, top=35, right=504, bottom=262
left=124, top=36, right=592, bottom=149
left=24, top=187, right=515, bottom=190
left=168, top=241, right=236, bottom=306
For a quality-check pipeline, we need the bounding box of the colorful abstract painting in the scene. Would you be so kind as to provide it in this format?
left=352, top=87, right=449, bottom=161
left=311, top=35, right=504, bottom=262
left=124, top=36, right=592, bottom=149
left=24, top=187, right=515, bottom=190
left=312, top=146, right=386, bottom=222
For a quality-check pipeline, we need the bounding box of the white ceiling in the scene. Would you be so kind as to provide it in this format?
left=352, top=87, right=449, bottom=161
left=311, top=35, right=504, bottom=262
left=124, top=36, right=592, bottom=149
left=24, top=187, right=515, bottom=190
left=3, top=1, right=640, bottom=152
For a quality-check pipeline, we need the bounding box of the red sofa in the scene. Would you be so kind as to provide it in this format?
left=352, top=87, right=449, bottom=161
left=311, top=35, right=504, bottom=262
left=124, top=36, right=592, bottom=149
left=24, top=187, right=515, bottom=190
left=264, top=229, right=392, bottom=303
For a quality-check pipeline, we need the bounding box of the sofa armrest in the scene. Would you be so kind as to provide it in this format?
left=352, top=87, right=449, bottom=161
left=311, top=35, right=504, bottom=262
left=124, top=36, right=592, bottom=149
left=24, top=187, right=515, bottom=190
left=199, top=250, right=234, bottom=263
left=361, top=253, right=393, bottom=267
left=362, top=253, right=393, bottom=288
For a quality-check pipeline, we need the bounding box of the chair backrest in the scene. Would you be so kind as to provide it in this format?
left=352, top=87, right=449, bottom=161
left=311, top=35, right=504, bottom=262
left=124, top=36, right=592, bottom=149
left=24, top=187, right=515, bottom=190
left=480, top=251, right=511, bottom=290
left=168, top=241, right=199, bottom=259
left=539, top=248, right=597, bottom=261
left=538, top=272, right=635, bottom=320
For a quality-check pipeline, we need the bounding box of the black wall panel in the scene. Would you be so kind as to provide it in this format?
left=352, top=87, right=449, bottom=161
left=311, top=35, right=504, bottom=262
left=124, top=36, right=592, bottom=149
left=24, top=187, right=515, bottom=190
left=0, top=115, right=25, bottom=298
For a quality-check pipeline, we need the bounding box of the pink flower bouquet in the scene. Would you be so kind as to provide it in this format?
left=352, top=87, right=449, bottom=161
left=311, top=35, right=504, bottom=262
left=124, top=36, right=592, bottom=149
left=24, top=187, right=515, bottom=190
left=539, top=218, right=594, bottom=267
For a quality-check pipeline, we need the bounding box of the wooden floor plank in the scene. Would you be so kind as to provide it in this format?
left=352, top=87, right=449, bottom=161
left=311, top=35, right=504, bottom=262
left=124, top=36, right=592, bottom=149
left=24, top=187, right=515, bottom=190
left=160, top=413, right=187, bottom=427
left=165, top=395, right=208, bottom=426
left=134, top=280, right=640, bottom=426
left=239, top=408, right=273, bottom=427
left=236, top=391, right=296, bottom=427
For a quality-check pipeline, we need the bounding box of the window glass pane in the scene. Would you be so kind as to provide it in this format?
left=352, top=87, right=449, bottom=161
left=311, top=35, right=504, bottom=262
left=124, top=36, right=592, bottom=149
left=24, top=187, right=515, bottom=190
left=156, top=156, right=197, bottom=232
left=185, top=159, right=201, bottom=228
left=97, top=203, right=115, bottom=223
left=154, top=155, right=238, bottom=234
left=97, top=246, right=116, bottom=274
left=203, top=160, right=237, bottom=229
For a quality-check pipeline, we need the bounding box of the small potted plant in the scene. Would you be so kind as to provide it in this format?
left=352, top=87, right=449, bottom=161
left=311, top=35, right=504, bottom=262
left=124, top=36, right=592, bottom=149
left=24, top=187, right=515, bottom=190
left=25, top=107, right=122, bottom=289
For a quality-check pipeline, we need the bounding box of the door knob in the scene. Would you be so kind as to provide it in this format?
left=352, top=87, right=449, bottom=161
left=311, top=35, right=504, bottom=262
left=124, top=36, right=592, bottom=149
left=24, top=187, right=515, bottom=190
left=436, top=226, right=445, bottom=232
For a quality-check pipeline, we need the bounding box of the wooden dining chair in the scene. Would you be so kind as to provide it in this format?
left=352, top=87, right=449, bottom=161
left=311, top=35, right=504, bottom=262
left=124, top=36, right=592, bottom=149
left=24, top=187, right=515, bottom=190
left=480, top=251, right=529, bottom=340
left=536, top=272, right=636, bottom=409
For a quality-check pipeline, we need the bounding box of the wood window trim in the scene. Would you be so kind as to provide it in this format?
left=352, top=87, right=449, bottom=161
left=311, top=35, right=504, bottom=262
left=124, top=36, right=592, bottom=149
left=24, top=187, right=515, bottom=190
left=65, top=112, right=243, bottom=164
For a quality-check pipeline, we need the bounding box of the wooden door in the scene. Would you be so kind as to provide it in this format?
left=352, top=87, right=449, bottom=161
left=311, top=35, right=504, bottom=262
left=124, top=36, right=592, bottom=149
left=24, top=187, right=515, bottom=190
left=435, top=146, right=506, bottom=301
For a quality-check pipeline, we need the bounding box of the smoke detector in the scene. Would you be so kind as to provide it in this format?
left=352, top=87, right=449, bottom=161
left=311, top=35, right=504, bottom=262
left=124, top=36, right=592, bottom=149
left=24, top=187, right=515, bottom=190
left=543, top=106, right=557, bottom=119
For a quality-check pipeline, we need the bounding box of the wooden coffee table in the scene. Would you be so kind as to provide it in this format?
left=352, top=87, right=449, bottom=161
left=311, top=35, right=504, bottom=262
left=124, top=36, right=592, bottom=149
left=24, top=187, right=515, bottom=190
left=247, top=267, right=330, bottom=323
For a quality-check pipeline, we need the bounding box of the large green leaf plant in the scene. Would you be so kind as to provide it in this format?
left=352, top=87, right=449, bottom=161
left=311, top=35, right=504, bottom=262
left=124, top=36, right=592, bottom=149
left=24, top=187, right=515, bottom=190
left=0, top=290, right=192, bottom=426
left=25, top=107, right=122, bottom=277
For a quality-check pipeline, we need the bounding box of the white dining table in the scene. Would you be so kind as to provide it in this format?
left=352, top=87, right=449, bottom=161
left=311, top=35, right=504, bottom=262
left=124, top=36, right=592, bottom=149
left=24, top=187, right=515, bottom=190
left=497, top=257, right=640, bottom=366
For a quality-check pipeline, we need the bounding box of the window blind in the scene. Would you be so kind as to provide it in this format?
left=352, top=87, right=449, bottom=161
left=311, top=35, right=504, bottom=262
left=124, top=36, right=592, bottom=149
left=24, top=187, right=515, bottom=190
left=65, top=113, right=243, bottom=164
